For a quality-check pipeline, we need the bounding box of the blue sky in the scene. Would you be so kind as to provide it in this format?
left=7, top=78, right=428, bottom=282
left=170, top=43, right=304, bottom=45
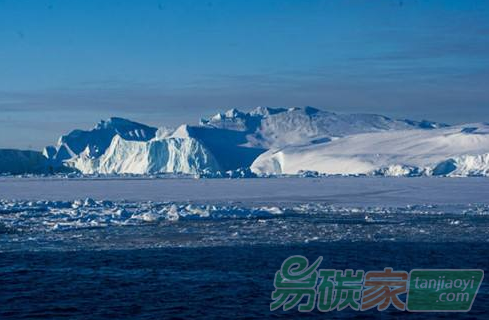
left=1, top=0, right=489, bottom=149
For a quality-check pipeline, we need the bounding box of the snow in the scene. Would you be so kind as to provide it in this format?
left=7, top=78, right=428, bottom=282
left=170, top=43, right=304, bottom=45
left=3, top=107, right=489, bottom=177
left=2, top=196, right=488, bottom=232
left=199, top=106, right=446, bottom=149
left=160, top=107, right=448, bottom=172
left=0, top=177, right=488, bottom=250
left=154, top=126, right=174, bottom=140
left=67, top=134, right=220, bottom=174
left=44, top=117, right=157, bottom=164
left=251, top=123, right=489, bottom=176
left=0, top=177, right=487, bottom=250
left=438, top=153, right=489, bottom=177
left=1, top=176, right=488, bottom=206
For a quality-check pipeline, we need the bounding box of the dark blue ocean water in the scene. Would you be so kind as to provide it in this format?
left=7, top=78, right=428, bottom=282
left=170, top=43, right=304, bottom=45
left=1, top=242, right=487, bottom=319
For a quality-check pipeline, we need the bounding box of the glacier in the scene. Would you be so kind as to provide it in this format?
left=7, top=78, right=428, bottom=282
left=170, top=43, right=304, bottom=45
left=67, top=134, right=220, bottom=175
left=44, top=117, right=157, bottom=165
left=198, top=106, right=446, bottom=149
left=2, top=106, right=489, bottom=177
left=64, top=107, right=447, bottom=175
left=251, top=123, right=489, bottom=177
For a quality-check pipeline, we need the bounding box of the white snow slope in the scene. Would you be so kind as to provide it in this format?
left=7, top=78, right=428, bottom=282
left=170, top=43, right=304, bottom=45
left=179, top=106, right=447, bottom=171
left=67, top=107, right=442, bottom=174
left=251, top=123, right=489, bottom=177
left=199, top=106, right=445, bottom=149
left=4, top=106, right=489, bottom=177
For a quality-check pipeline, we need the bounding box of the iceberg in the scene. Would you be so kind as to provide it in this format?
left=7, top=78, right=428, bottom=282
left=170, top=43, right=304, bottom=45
left=67, top=134, right=220, bottom=174
left=251, top=123, right=489, bottom=177
left=4, top=107, right=489, bottom=177
left=44, top=117, right=157, bottom=164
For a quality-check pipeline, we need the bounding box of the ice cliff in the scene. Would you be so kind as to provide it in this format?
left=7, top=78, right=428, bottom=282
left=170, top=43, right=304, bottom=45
left=3, top=107, right=489, bottom=177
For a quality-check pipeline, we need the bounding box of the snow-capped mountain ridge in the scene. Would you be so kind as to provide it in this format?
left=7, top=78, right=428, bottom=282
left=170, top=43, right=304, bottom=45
left=251, top=123, right=489, bottom=177
left=67, top=134, right=219, bottom=175
left=59, top=107, right=453, bottom=175
left=44, top=117, right=157, bottom=164
left=199, top=106, right=448, bottom=149
left=3, top=106, right=489, bottom=177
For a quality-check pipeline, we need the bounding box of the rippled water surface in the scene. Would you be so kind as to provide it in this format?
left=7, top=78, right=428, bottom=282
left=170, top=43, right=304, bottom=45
left=1, top=243, right=488, bottom=319
left=0, top=177, right=488, bottom=319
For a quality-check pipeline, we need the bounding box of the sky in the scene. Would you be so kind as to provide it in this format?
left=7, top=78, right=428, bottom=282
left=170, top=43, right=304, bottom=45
left=1, top=0, right=489, bottom=150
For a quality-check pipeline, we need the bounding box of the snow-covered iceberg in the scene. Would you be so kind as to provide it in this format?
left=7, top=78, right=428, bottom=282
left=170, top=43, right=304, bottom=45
left=44, top=117, right=157, bottom=164
left=67, top=134, right=220, bottom=175
left=181, top=106, right=446, bottom=171
left=4, top=106, right=489, bottom=177
left=251, top=123, right=489, bottom=177
left=53, top=107, right=448, bottom=175
left=199, top=106, right=446, bottom=149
